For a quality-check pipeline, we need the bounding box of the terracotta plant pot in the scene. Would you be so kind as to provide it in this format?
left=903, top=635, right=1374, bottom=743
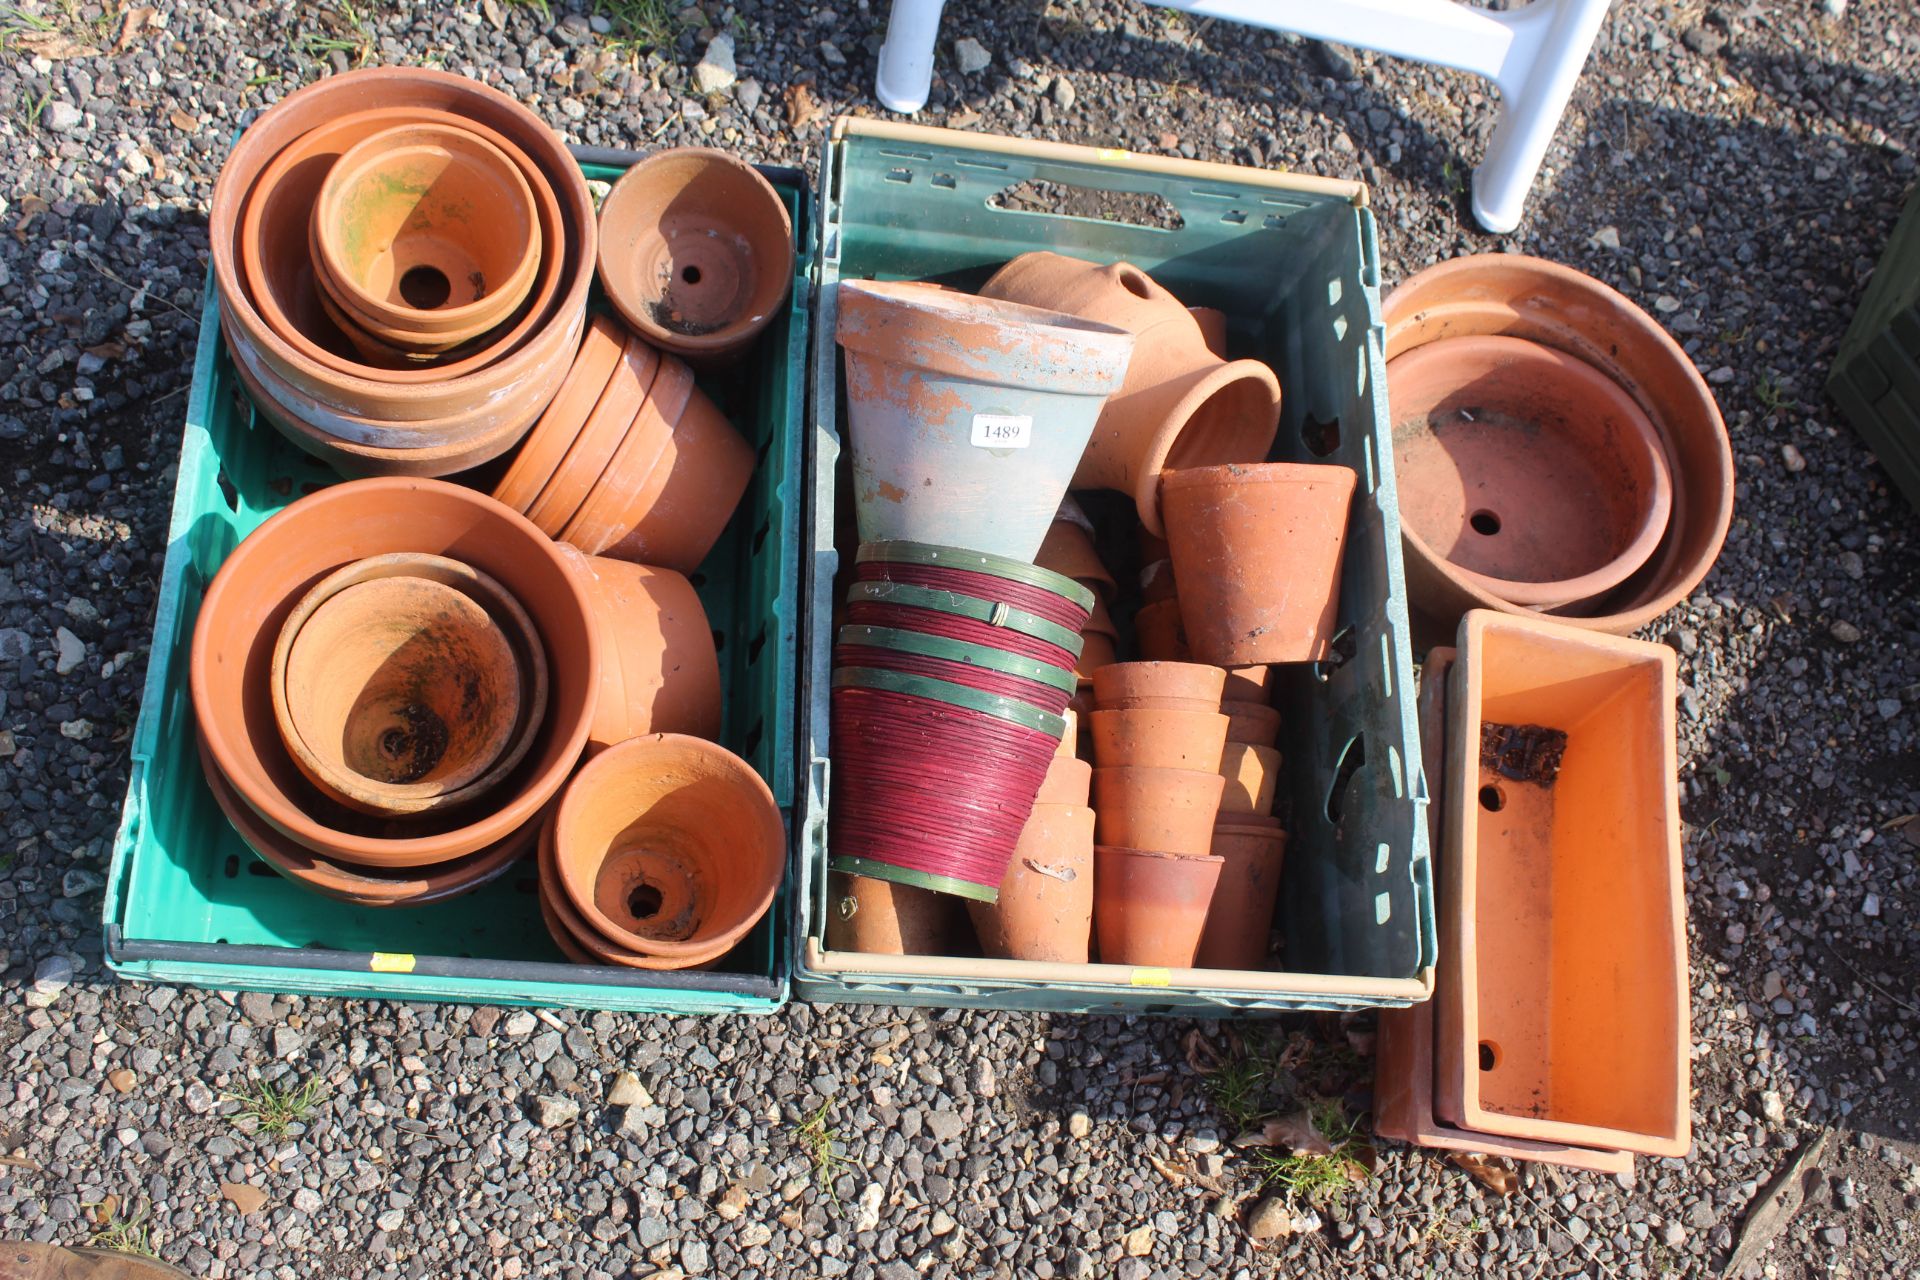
left=1075, top=631, right=1118, bottom=684
left=968, top=804, right=1096, bottom=963
left=190, top=479, right=597, bottom=869
left=270, top=552, right=548, bottom=816
left=1090, top=765, right=1225, bottom=856
left=553, top=545, right=723, bottom=753
left=596, top=362, right=755, bottom=572
left=1161, top=462, right=1358, bottom=666
left=1035, top=755, right=1093, bottom=805
left=597, top=147, right=795, bottom=363
left=1139, top=558, right=1177, bottom=604
left=979, top=252, right=1282, bottom=534
left=1090, top=661, right=1225, bottom=712
left=241, top=105, right=565, bottom=383
left=1057, top=706, right=1078, bottom=757
left=1221, top=700, right=1281, bottom=748
left=836, top=280, right=1135, bottom=560
left=1195, top=821, right=1287, bottom=970
left=1434, top=610, right=1688, bottom=1157
left=1189, top=305, right=1228, bottom=356
left=551, top=733, right=784, bottom=963
left=492, top=313, right=627, bottom=514
left=1223, top=664, right=1274, bottom=701
left=1093, top=845, right=1225, bottom=968
left=536, top=820, right=732, bottom=969
left=825, top=871, right=961, bottom=956
left=209, top=67, right=595, bottom=473
left=1088, top=707, right=1229, bottom=772
left=523, top=333, right=661, bottom=536
left=1035, top=518, right=1116, bottom=594
left=1389, top=335, right=1673, bottom=608
left=1218, top=742, right=1282, bottom=815
left=1382, top=253, right=1734, bottom=638
left=1132, top=598, right=1190, bottom=662
left=199, top=741, right=531, bottom=907
left=557, top=351, right=695, bottom=553
left=1083, top=594, right=1120, bottom=640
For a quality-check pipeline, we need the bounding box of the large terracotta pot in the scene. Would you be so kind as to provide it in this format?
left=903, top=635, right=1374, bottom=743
left=270, top=552, right=548, bottom=816
left=240, top=105, right=564, bottom=383
left=836, top=280, right=1135, bottom=560
left=523, top=333, right=660, bottom=536
left=551, top=733, right=784, bottom=964
left=1090, top=661, right=1224, bottom=712
left=1382, top=254, right=1733, bottom=639
left=979, top=252, right=1282, bottom=534
left=825, top=871, right=961, bottom=956
left=209, top=67, right=595, bottom=469
left=969, top=804, right=1096, bottom=963
left=597, top=148, right=795, bottom=364
left=553, top=545, right=723, bottom=754
left=492, top=314, right=627, bottom=514
left=1093, top=845, right=1224, bottom=967
left=1088, top=707, right=1228, bottom=772
left=1161, top=461, right=1357, bottom=666
left=1090, top=765, right=1225, bottom=856
left=1389, top=335, right=1673, bottom=609
left=190, top=479, right=597, bottom=868
left=1196, top=821, right=1287, bottom=969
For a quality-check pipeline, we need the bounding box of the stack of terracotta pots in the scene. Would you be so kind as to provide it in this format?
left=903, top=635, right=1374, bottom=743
left=212, top=67, right=596, bottom=478
left=490, top=313, right=754, bottom=574
left=1034, top=502, right=1119, bottom=704
left=537, top=734, right=785, bottom=969
left=1381, top=255, right=1733, bottom=642
left=828, top=541, right=1094, bottom=902
left=1201, top=666, right=1289, bottom=971
left=969, top=711, right=1097, bottom=962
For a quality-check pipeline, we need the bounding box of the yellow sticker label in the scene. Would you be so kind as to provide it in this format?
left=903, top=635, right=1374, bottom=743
left=1129, top=967, right=1171, bottom=988
left=369, top=952, right=416, bottom=973
left=1095, top=148, right=1131, bottom=162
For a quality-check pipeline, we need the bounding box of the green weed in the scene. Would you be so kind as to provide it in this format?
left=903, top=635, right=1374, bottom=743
left=790, top=1099, right=852, bottom=1200
left=1247, top=1099, right=1371, bottom=1207
left=224, top=1075, right=326, bottom=1137
left=89, top=1199, right=156, bottom=1256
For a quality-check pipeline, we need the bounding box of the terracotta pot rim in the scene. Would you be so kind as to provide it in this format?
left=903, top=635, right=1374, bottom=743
left=523, top=334, right=661, bottom=535
left=1133, top=358, right=1283, bottom=535
left=492, top=312, right=628, bottom=513
left=836, top=279, right=1134, bottom=393
left=1160, top=459, right=1356, bottom=491
left=1094, top=844, right=1226, bottom=865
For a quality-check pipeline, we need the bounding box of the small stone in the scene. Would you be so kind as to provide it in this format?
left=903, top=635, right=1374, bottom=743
left=1050, top=75, right=1075, bottom=109
left=1821, top=1226, right=1847, bottom=1247
left=608, top=1071, right=653, bottom=1107
left=106, top=1068, right=136, bottom=1093
left=735, top=79, right=763, bottom=115
left=1682, top=25, right=1726, bottom=55
left=221, top=1182, right=268, bottom=1215
left=293, top=1188, right=323, bottom=1214
left=184, top=1081, right=216, bottom=1114
left=502, top=1010, right=537, bottom=1037
left=714, top=1185, right=749, bottom=1221
left=1763, top=971, right=1785, bottom=999
left=533, top=1095, right=580, bottom=1128
left=925, top=1110, right=964, bottom=1143
left=0, top=629, right=27, bottom=661
left=680, top=1238, right=710, bottom=1273
left=1185, top=1128, right=1220, bottom=1155
left=953, top=37, right=991, bottom=74
left=1828, top=620, right=1862, bottom=644
left=273, top=1027, right=303, bottom=1058
left=1246, top=1195, right=1291, bottom=1241
left=60, top=719, right=92, bottom=740
left=1761, top=1090, right=1786, bottom=1124
left=818, top=39, right=846, bottom=66
left=1822, top=0, right=1846, bottom=17
left=1068, top=1110, right=1092, bottom=1139
left=930, top=1209, right=956, bottom=1236
left=1876, top=699, right=1902, bottom=721
left=1726, top=922, right=1747, bottom=945
left=1565, top=1217, right=1591, bottom=1245
left=55, top=627, right=85, bottom=674
left=616, top=1104, right=656, bottom=1139
left=854, top=1182, right=883, bottom=1232
left=376, top=1208, right=406, bottom=1232
left=1838, top=550, right=1865, bottom=580
left=43, top=101, right=82, bottom=132
left=1590, top=225, right=1622, bottom=250
left=62, top=868, right=103, bottom=898
left=1780, top=443, right=1806, bottom=472
left=694, top=33, right=737, bottom=94
left=26, top=955, right=74, bottom=1008
left=970, top=1059, right=996, bottom=1099
left=1123, top=1224, right=1153, bottom=1256
left=589, top=12, right=610, bottom=32
left=1662, top=1220, right=1687, bottom=1248
left=1862, top=892, right=1881, bottom=917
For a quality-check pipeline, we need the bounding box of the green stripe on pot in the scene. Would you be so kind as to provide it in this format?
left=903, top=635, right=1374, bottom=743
left=831, top=666, right=1068, bottom=737
left=842, top=581, right=1086, bottom=656
left=828, top=856, right=999, bottom=903
left=857, top=540, right=1097, bottom=614
left=836, top=624, right=1078, bottom=694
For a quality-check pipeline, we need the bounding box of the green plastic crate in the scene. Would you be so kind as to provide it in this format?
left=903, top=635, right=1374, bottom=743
left=793, top=120, right=1434, bottom=1014
left=102, top=151, right=811, bottom=1013
left=1830, top=181, right=1920, bottom=511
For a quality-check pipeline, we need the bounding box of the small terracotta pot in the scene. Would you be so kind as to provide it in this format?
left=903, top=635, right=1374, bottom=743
left=837, top=281, right=1135, bottom=560
left=524, top=333, right=661, bottom=536
left=313, top=122, right=540, bottom=350
left=1223, top=664, right=1275, bottom=701
left=1219, top=742, right=1282, bottom=815
left=1161, top=461, right=1357, bottom=665
left=1035, top=519, right=1116, bottom=594
left=493, top=313, right=627, bottom=514
left=1084, top=594, right=1120, bottom=641
left=979, top=252, right=1282, bottom=535
left=1090, top=765, right=1225, bottom=856
left=1382, top=254, right=1733, bottom=638
left=1389, top=335, right=1673, bottom=608
left=1133, top=598, right=1191, bottom=662
left=536, top=820, right=731, bottom=969
left=190, top=478, right=597, bottom=869
left=551, top=733, right=784, bottom=961
left=558, top=351, right=694, bottom=554
left=1090, top=661, right=1225, bottom=712
left=1093, top=845, right=1224, bottom=968
left=1139, top=559, right=1177, bottom=605
left=1088, top=707, right=1229, bottom=772
left=1196, top=822, right=1287, bottom=970
left=271, top=553, right=548, bottom=816
left=824, top=871, right=960, bottom=956
left=969, top=803, right=1095, bottom=963
left=199, top=741, right=531, bottom=906
left=1036, top=755, right=1093, bottom=805
left=1222, top=699, right=1281, bottom=748
left=1076, top=631, right=1118, bottom=684
left=599, top=365, right=755, bottom=572
left=597, top=147, right=796, bottom=363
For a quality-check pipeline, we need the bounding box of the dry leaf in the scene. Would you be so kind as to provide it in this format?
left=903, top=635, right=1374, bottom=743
left=89, top=1193, right=119, bottom=1225
left=1183, top=1028, right=1222, bottom=1076
left=947, top=107, right=981, bottom=129
left=14, top=194, right=51, bottom=234
left=480, top=0, right=506, bottom=31
left=785, top=82, right=823, bottom=130
left=15, top=29, right=101, bottom=60
left=1147, top=1154, right=1189, bottom=1188
left=168, top=107, right=198, bottom=131
left=1450, top=1152, right=1517, bottom=1196
left=85, top=341, right=126, bottom=361
left=1236, top=1109, right=1335, bottom=1157
left=114, top=6, right=157, bottom=53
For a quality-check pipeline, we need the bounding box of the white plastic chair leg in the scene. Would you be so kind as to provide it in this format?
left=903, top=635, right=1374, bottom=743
left=875, top=0, right=949, bottom=115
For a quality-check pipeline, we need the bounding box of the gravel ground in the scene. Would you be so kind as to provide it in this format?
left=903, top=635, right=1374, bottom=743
left=3, top=0, right=1919, bottom=1276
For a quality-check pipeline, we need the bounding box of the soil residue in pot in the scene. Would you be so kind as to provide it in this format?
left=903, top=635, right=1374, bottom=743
left=1479, top=721, right=1568, bottom=786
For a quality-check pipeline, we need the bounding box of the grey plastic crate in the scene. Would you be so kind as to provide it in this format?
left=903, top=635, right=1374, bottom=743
left=794, top=120, right=1434, bottom=1014
left=1830, top=181, right=1920, bottom=511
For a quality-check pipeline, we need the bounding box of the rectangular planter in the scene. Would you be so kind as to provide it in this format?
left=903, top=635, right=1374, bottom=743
left=1829, top=181, right=1920, bottom=510
left=101, top=150, right=812, bottom=1013
left=1372, top=647, right=1632, bottom=1174
left=794, top=118, right=1434, bottom=1014
left=1433, top=611, right=1689, bottom=1156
